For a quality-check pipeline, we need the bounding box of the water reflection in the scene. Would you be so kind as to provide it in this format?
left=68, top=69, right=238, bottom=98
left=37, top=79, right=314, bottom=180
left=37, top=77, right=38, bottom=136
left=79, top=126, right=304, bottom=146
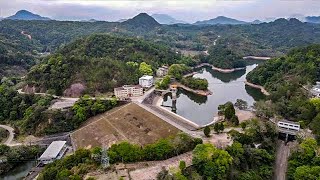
left=163, top=62, right=265, bottom=126
left=1, top=161, right=35, bottom=180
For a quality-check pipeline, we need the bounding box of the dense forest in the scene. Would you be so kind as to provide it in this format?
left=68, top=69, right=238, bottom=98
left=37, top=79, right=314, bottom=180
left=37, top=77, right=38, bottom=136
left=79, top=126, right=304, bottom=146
left=247, top=45, right=320, bottom=142
left=0, top=83, right=117, bottom=135
left=2, top=17, right=320, bottom=77
left=26, top=34, right=188, bottom=95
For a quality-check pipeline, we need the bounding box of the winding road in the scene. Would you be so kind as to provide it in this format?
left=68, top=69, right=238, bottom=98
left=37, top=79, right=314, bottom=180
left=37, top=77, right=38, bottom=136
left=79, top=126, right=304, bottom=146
left=0, top=125, right=19, bottom=146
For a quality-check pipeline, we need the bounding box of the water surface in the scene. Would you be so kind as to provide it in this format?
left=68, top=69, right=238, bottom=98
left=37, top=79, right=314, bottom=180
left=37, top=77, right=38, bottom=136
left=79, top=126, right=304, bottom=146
left=163, top=63, right=264, bottom=126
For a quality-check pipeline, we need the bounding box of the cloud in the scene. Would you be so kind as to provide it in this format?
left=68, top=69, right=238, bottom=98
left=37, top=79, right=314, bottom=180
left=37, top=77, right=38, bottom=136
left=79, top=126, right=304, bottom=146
left=0, top=0, right=320, bottom=22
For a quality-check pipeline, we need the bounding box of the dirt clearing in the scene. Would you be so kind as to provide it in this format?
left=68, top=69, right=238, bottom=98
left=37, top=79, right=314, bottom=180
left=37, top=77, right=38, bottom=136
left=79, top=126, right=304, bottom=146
left=71, top=103, right=179, bottom=150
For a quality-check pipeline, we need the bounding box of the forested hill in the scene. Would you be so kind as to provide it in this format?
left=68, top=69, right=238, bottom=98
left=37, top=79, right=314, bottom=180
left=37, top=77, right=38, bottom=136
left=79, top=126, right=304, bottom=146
left=246, top=45, right=320, bottom=133
left=26, top=34, right=187, bottom=95
left=247, top=44, right=320, bottom=91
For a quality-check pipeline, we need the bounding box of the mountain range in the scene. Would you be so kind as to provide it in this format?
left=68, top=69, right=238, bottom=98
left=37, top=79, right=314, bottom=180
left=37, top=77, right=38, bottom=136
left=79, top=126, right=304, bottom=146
left=4, top=9, right=320, bottom=25
left=6, top=10, right=50, bottom=20
left=194, top=16, right=247, bottom=25
left=151, top=14, right=186, bottom=24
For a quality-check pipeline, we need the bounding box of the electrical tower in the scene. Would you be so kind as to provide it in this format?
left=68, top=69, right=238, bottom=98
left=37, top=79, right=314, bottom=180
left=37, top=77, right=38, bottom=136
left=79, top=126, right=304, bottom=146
left=101, top=146, right=110, bottom=169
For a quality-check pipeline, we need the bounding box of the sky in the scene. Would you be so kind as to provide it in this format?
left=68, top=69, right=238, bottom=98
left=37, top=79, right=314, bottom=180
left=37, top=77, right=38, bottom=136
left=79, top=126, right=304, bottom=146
left=0, top=0, right=320, bottom=22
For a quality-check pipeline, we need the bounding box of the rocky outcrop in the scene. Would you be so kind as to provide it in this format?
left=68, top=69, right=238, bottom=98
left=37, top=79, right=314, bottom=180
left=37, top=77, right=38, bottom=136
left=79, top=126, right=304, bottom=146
left=63, top=83, right=86, bottom=97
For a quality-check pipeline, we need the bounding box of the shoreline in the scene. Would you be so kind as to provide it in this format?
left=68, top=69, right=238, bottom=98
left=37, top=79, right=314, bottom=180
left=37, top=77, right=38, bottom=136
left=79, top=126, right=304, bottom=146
left=244, top=80, right=270, bottom=96
left=172, top=82, right=212, bottom=96
left=155, top=96, right=216, bottom=129
left=155, top=97, right=201, bottom=129
left=194, top=63, right=246, bottom=74
left=243, top=56, right=271, bottom=60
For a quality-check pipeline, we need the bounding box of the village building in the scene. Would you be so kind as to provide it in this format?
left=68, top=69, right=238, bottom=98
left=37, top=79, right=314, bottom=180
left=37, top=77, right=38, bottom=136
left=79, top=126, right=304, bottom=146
left=114, top=85, right=143, bottom=99
left=38, top=141, right=67, bottom=165
left=139, top=75, right=154, bottom=88
left=156, top=66, right=169, bottom=77
left=310, top=82, right=320, bottom=97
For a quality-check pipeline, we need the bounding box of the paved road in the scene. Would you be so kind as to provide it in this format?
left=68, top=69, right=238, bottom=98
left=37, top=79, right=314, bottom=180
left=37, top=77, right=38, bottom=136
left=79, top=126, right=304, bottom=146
left=274, top=140, right=291, bottom=180
left=0, top=124, right=19, bottom=146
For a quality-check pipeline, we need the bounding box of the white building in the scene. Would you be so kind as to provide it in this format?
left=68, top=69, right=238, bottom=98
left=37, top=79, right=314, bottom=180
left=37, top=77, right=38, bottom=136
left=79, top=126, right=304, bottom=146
left=38, top=141, right=67, bottom=164
left=277, top=120, right=300, bottom=135
left=139, top=75, right=154, bottom=88
left=114, top=85, right=143, bottom=99
left=156, top=66, right=169, bottom=77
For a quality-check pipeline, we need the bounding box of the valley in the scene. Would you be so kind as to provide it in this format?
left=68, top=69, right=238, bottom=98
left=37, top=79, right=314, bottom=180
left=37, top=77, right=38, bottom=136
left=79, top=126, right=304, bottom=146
left=0, top=5, right=320, bottom=180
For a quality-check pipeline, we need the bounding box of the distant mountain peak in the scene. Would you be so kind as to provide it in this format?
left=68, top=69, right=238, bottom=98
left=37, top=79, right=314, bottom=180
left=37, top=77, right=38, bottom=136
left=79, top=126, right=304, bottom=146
left=194, top=16, right=247, bottom=25
left=122, top=13, right=160, bottom=29
left=151, top=14, right=186, bottom=24
left=6, top=10, right=50, bottom=21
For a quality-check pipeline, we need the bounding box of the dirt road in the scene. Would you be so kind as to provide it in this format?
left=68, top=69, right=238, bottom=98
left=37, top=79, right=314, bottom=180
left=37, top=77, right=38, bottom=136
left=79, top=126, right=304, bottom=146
left=274, top=140, right=291, bottom=180
left=0, top=124, right=20, bottom=146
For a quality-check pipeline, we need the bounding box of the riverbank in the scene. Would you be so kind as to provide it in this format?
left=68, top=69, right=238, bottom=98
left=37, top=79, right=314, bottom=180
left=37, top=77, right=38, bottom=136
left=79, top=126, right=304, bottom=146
left=172, top=82, right=212, bottom=96
left=243, top=56, right=271, bottom=60
left=245, top=81, right=270, bottom=96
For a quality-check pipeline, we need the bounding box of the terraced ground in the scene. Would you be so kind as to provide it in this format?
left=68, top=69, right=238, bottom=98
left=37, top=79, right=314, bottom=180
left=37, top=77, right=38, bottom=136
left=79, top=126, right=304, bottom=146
left=71, top=102, right=179, bottom=149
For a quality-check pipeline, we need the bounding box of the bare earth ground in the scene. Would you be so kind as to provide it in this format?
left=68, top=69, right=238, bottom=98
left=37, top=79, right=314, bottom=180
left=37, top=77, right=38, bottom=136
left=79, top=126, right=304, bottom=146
left=70, top=102, right=179, bottom=149
left=236, top=110, right=256, bottom=123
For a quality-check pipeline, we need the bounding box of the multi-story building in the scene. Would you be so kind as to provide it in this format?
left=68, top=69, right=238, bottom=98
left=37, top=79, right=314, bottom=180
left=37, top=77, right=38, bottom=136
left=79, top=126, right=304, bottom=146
left=114, top=85, right=143, bottom=99
left=156, top=66, right=169, bottom=77
left=139, top=75, right=154, bottom=88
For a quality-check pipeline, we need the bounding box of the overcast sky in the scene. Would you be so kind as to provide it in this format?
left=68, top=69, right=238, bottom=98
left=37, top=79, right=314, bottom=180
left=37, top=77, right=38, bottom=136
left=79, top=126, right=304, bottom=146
left=1, top=0, right=320, bottom=22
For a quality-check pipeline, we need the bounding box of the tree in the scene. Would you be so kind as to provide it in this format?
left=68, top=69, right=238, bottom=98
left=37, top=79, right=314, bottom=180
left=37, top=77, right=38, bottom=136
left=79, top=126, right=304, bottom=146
left=214, top=123, right=224, bottom=133
left=204, top=126, right=211, bottom=137
left=224, top=102, right=236, bottom=119
left=192, top=143, right=232, bottom=180
left=139, top=62, right=153, bottom=76
left=179, top=160, right=186, bottom=171
left=294, top=166, right=320, bottom=180
left=231, top=115, right=239, bottom=126
left=234, top=99, right=248, bottom=110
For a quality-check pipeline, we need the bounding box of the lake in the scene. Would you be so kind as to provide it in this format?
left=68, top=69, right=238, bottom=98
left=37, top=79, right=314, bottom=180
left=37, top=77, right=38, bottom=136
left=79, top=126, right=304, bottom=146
left=162, top=62, right=265, bottom=126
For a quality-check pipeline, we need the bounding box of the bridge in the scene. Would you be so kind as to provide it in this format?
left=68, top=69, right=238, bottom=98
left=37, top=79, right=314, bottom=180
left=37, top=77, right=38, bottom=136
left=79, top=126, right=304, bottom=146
left=277, top=120, right=300, bottom=142
left=154, top=85, right=178, bottom=111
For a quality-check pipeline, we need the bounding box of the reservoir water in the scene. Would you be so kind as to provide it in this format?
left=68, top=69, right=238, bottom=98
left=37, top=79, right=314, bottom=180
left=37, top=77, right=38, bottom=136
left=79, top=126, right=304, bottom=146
left=163, top=61, right=265, bottom=126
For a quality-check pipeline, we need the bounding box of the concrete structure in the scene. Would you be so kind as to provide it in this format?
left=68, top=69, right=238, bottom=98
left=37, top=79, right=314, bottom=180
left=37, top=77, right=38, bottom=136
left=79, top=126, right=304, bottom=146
left=310, top=82, right=320, bottom=97
left=114, top=85, right=143, bottom=99
left=156, top=66, right=169, bottom=77
left=38, top=141, right=67, bottom=164
left=277, top=120, right=300, bottom=136
left=139, top=75, right=154, bottom=88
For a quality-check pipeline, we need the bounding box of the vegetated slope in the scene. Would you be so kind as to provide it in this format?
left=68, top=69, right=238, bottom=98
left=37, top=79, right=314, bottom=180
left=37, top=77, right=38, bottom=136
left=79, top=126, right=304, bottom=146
left=194, top=16, right=247, bottom=25
left=247, top=44, right=320, bottom=90
left=247, top=45, right=320, bottom=141
left=199, top=44, right=245, bottom=69
left=26, top=34, right=186, bottom=95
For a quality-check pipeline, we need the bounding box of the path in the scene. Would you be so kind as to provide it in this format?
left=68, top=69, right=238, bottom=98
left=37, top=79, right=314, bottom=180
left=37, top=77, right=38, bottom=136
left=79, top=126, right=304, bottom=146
left=0, top=125, right=17, bottom=146
left=274, top=140, right=291, bottom=180
left=129, top=152, right=193, bottom=180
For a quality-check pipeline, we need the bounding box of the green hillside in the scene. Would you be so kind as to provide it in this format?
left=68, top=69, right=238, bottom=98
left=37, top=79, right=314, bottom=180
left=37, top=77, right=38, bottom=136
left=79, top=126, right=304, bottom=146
left=26, top=34, right=188, bottom=95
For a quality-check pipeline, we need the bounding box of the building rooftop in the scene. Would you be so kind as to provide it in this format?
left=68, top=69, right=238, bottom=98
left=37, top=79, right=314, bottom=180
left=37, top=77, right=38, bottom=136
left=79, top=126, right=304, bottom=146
left=139, top=75, right=154, bottom=80
left=114, top=85, right=142, bottom=91
left=39, top=141, right=67, bottom=160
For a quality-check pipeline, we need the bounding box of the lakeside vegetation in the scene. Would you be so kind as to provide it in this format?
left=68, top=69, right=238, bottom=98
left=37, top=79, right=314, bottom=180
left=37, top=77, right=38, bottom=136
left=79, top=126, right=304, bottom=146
left=0, top=144, right=43, bottom=175
left=181, top=77, right=208, bottom=90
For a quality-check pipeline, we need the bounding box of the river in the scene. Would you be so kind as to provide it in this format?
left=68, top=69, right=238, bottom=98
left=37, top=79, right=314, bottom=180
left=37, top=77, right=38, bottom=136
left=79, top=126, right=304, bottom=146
left=0, top=161, right=35, bottom=180
left=162, top=61, right=265, bottom=126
